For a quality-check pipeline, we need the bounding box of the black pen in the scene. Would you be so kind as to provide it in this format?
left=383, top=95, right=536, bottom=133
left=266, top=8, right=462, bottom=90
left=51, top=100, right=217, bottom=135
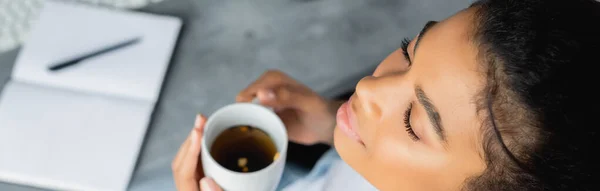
left=48, top=37, right=142, bottom=71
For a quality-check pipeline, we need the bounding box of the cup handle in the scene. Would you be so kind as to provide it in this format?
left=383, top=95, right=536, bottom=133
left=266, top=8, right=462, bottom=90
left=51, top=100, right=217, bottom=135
left=252, top=97, right=274, bottom=111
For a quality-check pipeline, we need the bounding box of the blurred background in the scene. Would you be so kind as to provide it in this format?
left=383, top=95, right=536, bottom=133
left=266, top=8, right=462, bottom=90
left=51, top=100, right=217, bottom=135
left=0, top=0, right=473, bottom=190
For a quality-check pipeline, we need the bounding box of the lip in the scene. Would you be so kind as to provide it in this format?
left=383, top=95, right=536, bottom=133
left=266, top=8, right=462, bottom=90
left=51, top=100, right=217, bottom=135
left=336, top=96, right=364, bottom=145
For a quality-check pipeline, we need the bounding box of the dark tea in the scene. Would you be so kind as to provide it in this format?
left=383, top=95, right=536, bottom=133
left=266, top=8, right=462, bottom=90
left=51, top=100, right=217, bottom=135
left=210, top=125, right=279, bottom=173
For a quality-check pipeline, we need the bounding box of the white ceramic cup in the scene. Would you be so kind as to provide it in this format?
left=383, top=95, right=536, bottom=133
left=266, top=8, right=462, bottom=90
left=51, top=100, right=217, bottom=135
left=201, top=103, right=288, bottom=191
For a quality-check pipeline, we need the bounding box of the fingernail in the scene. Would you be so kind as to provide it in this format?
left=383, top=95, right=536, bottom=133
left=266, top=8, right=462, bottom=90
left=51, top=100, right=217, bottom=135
left=200, top=177, right=219, bottom=191
left=194, top=114, right=203, bottom=128
left=266, top=90, right=275, bottom=99
left=258, top=90, right=275, bottom=101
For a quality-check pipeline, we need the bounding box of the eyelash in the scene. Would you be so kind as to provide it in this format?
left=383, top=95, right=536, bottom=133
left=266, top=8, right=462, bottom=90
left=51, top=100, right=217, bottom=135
left=401, top=37, right=411, bottom=62
left=404, top=103, right=419, bottom=141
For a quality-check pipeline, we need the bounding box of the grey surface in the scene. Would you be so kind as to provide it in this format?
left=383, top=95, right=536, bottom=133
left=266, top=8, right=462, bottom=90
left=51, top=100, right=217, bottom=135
left=0, top=0, right=473, bottom=190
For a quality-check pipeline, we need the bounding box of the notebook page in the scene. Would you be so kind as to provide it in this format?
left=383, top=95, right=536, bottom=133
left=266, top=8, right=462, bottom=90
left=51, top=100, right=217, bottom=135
left=0, top=81, right=153, bottom=191
left=12, top=1, right=181, bottom=102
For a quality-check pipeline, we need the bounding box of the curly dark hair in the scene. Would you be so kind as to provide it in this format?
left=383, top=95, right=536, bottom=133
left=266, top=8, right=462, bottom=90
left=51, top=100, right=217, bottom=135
left=465, top=0, right=600, bottom=190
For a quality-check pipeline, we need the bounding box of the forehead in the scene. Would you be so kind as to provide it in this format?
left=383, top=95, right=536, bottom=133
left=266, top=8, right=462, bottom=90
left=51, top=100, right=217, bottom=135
left=412, top=9, right=484, bottom=147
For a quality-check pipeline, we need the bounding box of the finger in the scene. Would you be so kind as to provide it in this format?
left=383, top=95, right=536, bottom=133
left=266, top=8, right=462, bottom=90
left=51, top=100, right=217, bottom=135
left=200, top=177, right=223, bottom=191
left=173, top=114, right=205, bottom=170
left=173, top=130, right=193, bottom=170
left=256, top=89, right=276, bottom=104
left=276, top=109, right=320, bottom=145
left=180, top=115, right=206, bottom=175
left=259, top=85, right=320, bottom=111
left=236, top=70, right=292, bottom=102
left=194, top=114, right=207, bottom=133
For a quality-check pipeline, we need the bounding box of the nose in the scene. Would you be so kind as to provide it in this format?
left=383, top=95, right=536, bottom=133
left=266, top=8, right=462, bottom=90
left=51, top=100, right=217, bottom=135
left=355, top=76, right=381, bottom=117
left=355, top=48, right=412, bottom=119
left=354, top=76, right=391, bottom=117
left=355, top=72, right=413, bottom=119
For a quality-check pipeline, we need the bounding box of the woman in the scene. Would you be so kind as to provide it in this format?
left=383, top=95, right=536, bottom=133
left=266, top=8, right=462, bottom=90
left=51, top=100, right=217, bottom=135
left=172, top=0, right=600, bottom=190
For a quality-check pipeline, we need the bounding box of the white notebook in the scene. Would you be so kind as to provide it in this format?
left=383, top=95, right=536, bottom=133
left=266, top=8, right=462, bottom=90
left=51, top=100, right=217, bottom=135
left=0, top=1, right=181, bottom=191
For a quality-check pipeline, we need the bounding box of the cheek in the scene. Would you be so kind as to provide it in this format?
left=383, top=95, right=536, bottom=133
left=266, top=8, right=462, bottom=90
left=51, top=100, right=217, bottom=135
left=371, top=119, right=442, bottom=169
left=356, top=120, right=451, bottom=190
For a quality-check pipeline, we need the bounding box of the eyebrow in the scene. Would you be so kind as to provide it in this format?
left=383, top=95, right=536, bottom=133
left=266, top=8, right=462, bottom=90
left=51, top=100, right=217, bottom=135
left=413, top=21, right=438, bottom=57
left=416, top=87, right=446, bottom=142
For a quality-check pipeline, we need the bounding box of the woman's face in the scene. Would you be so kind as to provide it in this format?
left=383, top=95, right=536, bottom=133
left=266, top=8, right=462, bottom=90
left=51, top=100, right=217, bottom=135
left=334, top=8, right=486, bottom=190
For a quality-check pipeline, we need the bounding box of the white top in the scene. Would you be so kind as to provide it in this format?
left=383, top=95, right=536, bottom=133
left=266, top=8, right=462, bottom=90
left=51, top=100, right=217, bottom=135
left=283, top=149, right=378, bottom=191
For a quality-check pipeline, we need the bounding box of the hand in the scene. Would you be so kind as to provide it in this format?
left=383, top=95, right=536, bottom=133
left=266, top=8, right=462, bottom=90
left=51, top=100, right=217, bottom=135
left=172, top=114, right=223, bottom=191
left=237, top=70, right=343, bottom=145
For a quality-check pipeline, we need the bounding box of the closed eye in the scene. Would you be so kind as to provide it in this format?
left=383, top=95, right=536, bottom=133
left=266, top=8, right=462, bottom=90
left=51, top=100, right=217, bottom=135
left=401, top=37, right=412, bottom=65
left=404, top=103, right=419, bottom=141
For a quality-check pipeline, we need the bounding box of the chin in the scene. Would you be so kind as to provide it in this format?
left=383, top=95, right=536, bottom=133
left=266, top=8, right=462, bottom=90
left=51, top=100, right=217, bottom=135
left=333, top=127, right=365, bottom=170
left=334, top=127, right=380, bottom=189
left=333, top=127, right=344, bottom=151
left=333, top=127, right=349, bottom=159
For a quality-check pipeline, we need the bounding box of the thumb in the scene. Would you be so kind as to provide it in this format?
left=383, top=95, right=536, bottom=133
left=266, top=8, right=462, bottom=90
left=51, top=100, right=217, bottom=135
left=200, top=177, right=222, bottom=191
